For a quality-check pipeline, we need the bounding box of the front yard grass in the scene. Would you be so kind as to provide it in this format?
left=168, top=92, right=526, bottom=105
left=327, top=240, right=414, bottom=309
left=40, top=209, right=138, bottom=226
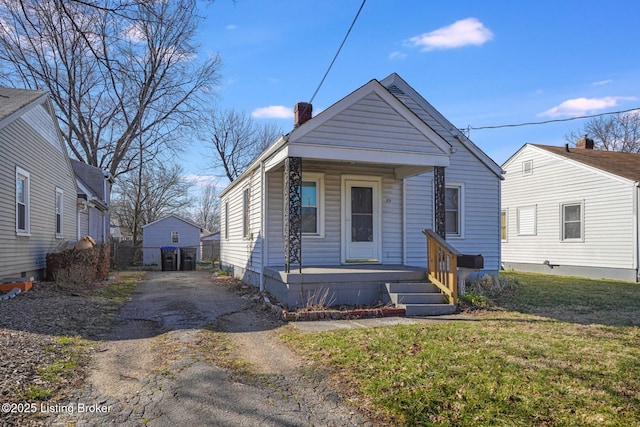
left=282, top=272, right=640, bottom=426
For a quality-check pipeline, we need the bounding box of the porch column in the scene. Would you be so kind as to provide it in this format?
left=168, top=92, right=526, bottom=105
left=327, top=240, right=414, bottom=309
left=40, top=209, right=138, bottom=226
left=284, top=157, right=302, bottom=273
left=434, top=166, right=446, bottom=239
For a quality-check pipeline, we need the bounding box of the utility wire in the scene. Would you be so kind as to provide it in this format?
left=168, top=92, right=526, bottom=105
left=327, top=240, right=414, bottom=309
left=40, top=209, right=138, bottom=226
left=309, top=0, right=367, bottom=105
left=464, top=107, right=640, bottom=133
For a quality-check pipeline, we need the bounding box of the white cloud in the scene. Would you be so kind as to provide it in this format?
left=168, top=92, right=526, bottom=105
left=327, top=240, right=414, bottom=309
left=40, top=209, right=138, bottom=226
left=539, top=96, right=637, bottom=117
left=226, top=24, right=237, bottom=30
left=406, top=18, right=493, bottom=51
left=592, top=79, right=613, bottom=86
left=389, top=51, right=408, bottom=60
left=122, top=22, right=146, bottom=43
left=252, top=105, right=294, bottom=119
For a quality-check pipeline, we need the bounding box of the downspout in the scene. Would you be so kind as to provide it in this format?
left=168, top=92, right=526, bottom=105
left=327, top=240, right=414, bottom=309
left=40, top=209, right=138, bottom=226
left=402, top=178, right=407, bottom=265
left=77, top=199, right=88, bottom=240
left=635, top=182, right=639, bottom=282
left=260, top=160, right=266, bottom=292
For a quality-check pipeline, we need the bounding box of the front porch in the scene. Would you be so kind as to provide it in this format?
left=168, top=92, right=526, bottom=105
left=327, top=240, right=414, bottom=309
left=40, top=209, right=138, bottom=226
left=264, top=264, right=427, bottom=308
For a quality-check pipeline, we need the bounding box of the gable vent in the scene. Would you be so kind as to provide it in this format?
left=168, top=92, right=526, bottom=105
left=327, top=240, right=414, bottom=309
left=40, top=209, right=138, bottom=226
left=386, top=85, right=405, bottom=96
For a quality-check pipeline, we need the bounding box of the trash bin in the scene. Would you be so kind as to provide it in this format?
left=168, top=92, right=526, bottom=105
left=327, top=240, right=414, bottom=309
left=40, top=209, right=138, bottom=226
left=160, top=246, right=178, bottom=271
left=180, top=247, right=196, bottom=271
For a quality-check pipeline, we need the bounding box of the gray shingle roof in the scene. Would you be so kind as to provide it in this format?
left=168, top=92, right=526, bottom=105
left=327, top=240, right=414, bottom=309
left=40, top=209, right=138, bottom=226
left=0, top=86, right=47, bottom=124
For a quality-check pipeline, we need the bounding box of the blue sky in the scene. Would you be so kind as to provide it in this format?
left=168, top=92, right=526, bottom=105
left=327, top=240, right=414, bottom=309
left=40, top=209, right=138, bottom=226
left=186, top=0, right=640, bottom=183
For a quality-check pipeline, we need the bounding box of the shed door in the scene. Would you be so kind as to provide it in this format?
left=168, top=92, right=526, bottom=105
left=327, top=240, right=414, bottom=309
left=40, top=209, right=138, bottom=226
left=343, top=177, right=381, bottom=263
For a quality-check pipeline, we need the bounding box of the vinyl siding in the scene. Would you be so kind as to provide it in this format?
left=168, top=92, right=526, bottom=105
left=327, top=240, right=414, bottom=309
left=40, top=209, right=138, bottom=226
left=396, top=92, right=501, bottom=272
left=294, top=93, right=446, bottom=156
left=445, top=140, right=501, bottom=272
left=220, top=169, right=263, bottom=274
left=402, top=147, right=502, bottom=272
left=405, top=174, right=432, bottom=267
left=265, top=162, right=403, bottom=266
left=502, top=145, right=635, bottom=269
left=0, top=105, right=78, bottom=278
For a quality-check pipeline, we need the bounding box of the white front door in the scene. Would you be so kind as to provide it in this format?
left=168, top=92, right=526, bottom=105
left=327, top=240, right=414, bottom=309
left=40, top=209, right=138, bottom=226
left=342, top=176, right=382, bottom=263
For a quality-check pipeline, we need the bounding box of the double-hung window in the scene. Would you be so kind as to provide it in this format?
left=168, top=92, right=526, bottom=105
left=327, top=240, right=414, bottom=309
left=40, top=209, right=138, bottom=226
left=55, top=188, right=64, bottom=238
left=243, top=188, right=250, bottom=238
left=501, top=209, right=508, bottom=242
left=16, top=167, right=30, bottom=235
left=224, top=201, right=229, bottom=240
left=171, top=231, right=179, bottom=243
left=445, top=185, right=463, bottom=237
left=562, top=202, right=583, bottom=241
left=301, top=173, right=324, bottom=237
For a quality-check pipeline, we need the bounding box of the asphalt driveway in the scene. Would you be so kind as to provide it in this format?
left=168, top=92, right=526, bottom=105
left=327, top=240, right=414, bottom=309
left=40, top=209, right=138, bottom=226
left=51, top=270, right=372, bottom=427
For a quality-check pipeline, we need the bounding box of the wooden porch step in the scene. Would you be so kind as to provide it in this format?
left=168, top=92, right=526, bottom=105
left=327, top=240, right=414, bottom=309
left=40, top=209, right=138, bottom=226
left=384, top=281, right=456, bottom=317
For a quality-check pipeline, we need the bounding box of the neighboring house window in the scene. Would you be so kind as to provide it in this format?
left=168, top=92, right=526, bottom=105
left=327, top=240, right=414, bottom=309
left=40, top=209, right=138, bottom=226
left=445, top=185, right=463, bottom=237
left=224, top=201, right=229, bottom=240
left=16, top=167, right=30, bottom=235
left=562, top=202, right=583, bottom=241
left=517, top=205, right=537, bottom=236
left=171, top=231, right=179, bottom=243
left=501, top=209, right=508, bottom=242
left=301, top=173, right=324, bottom=237
left=55, top=188, right=64, bottom=238
left=522, top=160, right=533, bottom=176
left=243, top=188, right=250, bottom=238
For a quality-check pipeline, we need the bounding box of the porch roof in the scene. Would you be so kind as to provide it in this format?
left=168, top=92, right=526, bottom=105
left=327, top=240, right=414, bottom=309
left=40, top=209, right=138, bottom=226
left=264, top=142, right=449, bottom=179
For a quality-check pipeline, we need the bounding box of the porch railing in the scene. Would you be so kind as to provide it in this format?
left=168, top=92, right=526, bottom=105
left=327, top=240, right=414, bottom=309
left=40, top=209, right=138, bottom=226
left=422, top=229, right=460, bottom=304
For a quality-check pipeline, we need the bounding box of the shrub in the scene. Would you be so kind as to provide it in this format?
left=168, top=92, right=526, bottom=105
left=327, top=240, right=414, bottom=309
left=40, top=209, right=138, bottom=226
left=466, top=274, right=519, bottom=298
left=45, top=243, right=110, bottom=285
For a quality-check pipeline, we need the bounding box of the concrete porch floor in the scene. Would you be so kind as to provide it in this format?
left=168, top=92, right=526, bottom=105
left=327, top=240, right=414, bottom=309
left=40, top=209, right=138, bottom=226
left=262, top=264, right=428, bottom=308
left=264, top=264, right=427, bottom=284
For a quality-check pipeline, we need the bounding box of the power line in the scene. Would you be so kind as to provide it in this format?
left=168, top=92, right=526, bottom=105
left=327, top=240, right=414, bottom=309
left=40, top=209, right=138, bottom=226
left=464, top=107, right=640, bottom=133
left=309, top=0, right=367, bottom=105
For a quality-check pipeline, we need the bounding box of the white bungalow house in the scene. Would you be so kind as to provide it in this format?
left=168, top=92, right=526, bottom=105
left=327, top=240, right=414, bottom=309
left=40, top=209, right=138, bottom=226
left=502, top=139, right=640, bottom=281
left=220, top=73, right=503, bottom=311
left=0, top=86, right=78, bottom=279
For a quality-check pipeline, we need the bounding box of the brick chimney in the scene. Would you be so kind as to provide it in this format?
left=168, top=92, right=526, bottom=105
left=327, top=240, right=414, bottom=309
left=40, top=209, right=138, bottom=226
left=294, top=102, right=312, bottom=127
left=576, top=135, right=594, bottom=150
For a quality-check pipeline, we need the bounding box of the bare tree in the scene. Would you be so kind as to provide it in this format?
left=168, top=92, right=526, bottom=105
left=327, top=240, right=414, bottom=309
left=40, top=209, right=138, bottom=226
left=0, top=0, right=221, bottom=177
left=191, top=182, right=220, bottom=233
left=565, top=111, right=640, bottom=152
left=205, top=108, right=283, bottom=182
left=112, top=159, right=194, bottom=245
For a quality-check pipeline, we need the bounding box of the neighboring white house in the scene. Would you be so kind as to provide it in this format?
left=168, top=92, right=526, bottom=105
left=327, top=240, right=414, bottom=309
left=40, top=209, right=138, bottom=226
left=0, top=86, right=78, bottom=279
left=142, top=214, right=203, bottom=266
left=220, top=73, right=503, bottom=307
left=502, top=140, right=640, bottom=281
left=70, top=159, right=114, bottom=244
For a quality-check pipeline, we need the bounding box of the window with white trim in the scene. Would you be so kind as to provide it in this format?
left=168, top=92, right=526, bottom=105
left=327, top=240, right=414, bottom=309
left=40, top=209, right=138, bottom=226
left=55, top=188, right=64, bottom=238
left=224, top=201, right=229, bottom=240
left=242, top=188, right=250, bottom=238
left=16, top=167, right=30, bottom=235
left=501, top=209, right=508, bottom=242
left=522, top=160, right=533, bottom=176
left=445, top=185, right=463, bottom=237
left=517, top=205, right=536, bottom=236
left=171, top=231, right=179, bottom=243
left=562, top=202, right=583, bottom=241
left=301, top=173, right=324, bottom=237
